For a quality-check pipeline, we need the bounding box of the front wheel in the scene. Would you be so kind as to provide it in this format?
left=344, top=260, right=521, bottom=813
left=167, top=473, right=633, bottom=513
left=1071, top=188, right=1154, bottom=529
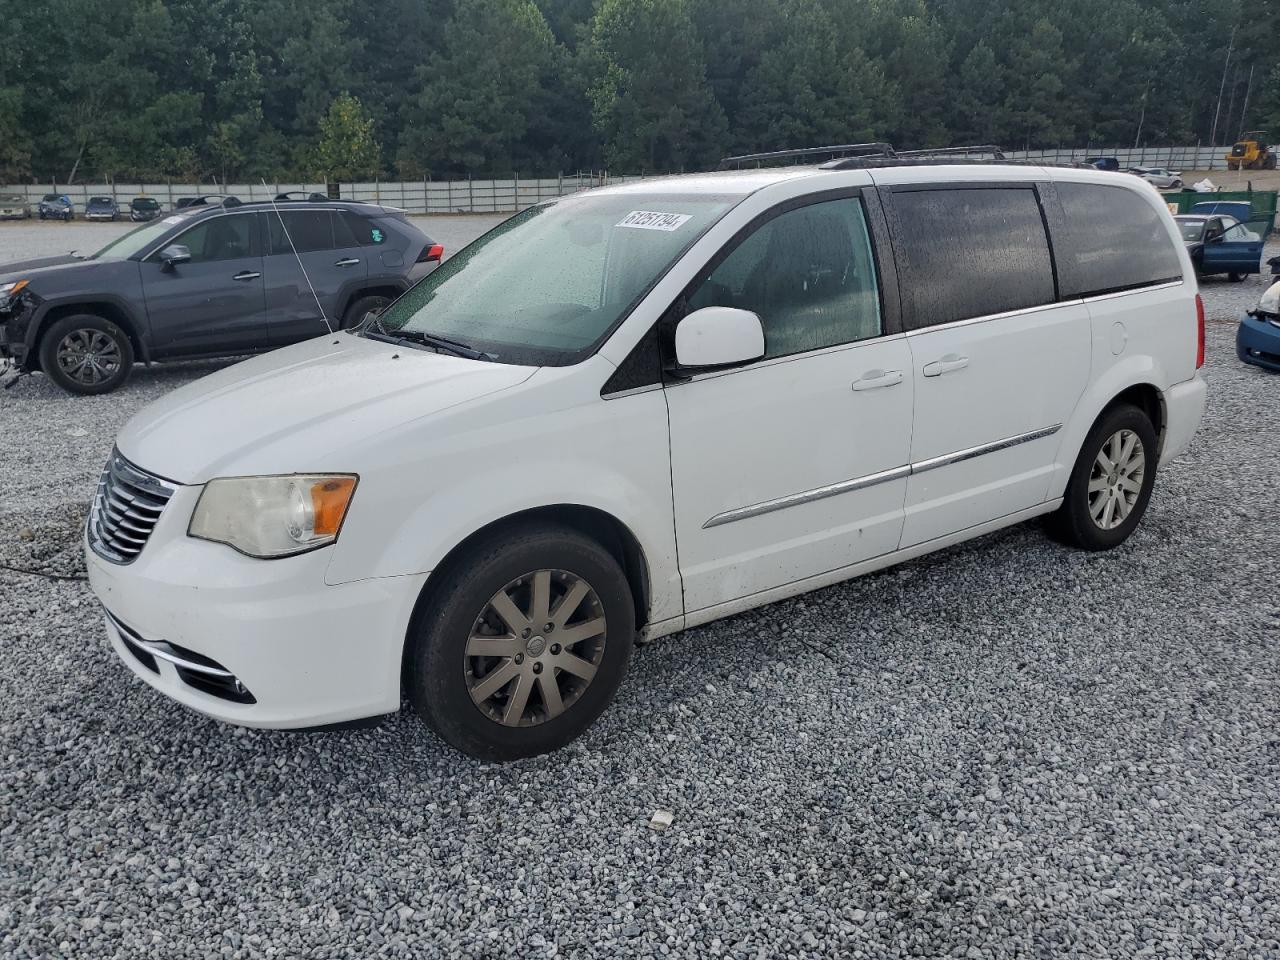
left=406, top=523, right=634, bottom=760
left=38, top=314, right=134, bottom=395
left=1049, top=404, right=1157, bottom=551
left=341, top=294, right=390, bottom=330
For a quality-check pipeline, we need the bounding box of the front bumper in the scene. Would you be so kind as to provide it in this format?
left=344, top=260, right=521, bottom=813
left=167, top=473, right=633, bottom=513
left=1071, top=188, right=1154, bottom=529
left=1237, top=313, right=1280, bottom=371
left=86, top=212, right=115, bottom=220
left=85, top=483, right=428, bottom=728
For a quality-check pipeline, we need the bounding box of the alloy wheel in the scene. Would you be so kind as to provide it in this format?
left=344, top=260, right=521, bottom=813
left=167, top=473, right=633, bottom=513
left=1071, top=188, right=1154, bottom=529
left=1087, top=429, right=1145, bottom=530
left=56, top=329, right=123, bottom=387
left=465, top=569, right=607, bottom=727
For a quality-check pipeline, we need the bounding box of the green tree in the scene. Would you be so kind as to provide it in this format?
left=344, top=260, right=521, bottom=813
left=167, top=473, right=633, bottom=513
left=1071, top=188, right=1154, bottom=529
left=952, top=41, right=1003, bottom=143
left=311, top=93, right=382, bottom=179
left=0, top=87, right=32, bottom=181
left=397, top=0, right=559, bottom=176
left=736, top=0, right=890, bottom=151
left=587, top=0, right=727, bottom=171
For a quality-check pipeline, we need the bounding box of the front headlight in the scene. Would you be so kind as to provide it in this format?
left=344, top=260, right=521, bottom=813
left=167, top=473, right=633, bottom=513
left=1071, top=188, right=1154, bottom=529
left=0, top=279, right=29, bottom=297
left=188, top=474, right=358, bottom=558
left=1257, top=280, right=1280, bottom=318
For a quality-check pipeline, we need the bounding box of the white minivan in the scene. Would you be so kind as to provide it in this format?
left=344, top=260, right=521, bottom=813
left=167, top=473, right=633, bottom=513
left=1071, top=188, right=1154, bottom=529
left=86, top=163, right=1207, bottom=759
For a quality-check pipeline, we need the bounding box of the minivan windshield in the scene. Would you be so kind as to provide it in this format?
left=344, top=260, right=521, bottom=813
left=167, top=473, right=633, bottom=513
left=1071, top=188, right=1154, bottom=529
left=370, top=192, right=738, bottom=365
left=88, top=212, right=192, bottom=260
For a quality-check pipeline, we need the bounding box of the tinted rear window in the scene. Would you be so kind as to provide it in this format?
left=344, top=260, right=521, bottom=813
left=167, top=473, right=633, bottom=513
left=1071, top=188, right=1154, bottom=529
left=890, top=187, right=1055, bottom=328
left=1053, top=183, right=1182, bottom=297
left=268, top=210, right=333, bottom=254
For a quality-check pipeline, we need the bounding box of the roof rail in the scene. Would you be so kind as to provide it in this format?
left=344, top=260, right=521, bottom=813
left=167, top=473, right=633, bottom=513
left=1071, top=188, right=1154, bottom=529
left=895, top=144, right=1007, bottom=160
left=719, top=142, right=895, bottom=169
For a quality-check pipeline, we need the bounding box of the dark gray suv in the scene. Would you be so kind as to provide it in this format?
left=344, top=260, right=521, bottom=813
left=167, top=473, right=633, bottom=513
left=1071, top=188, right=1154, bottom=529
left=0, top=199, right=441, bottom=394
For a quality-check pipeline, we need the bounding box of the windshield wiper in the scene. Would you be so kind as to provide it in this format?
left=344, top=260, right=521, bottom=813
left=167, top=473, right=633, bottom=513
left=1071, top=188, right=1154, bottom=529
left=396, top=329, right=496, bottom=361
left=362, top=316, right=495, bottom=360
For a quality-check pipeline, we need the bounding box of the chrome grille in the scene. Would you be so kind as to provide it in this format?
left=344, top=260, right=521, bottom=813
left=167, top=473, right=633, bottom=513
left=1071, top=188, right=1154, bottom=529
left=87, top=450, right=175, bottom=564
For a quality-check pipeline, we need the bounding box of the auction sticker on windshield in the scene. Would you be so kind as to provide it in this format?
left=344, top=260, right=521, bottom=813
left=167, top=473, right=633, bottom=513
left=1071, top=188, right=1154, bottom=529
left=616, top=210, right=692, bottom=232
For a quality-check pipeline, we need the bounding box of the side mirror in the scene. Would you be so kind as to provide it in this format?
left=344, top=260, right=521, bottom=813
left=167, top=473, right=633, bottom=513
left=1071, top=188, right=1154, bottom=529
left=159, top=244, right=191, bottom=268
left=674, top=306, right=765, bottom=370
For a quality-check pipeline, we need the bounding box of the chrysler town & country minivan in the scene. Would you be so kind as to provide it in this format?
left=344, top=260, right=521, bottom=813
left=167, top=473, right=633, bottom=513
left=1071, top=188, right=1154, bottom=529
left=85, top=163, right=1207, bottom=759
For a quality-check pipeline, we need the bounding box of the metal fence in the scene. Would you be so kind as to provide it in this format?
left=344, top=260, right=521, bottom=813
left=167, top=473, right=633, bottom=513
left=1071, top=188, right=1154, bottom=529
left=0, top=145, right=1260, bottom=215
left=1002, top=145, right=1226, bottom=168
left=0, top=172, right=653, bottom=215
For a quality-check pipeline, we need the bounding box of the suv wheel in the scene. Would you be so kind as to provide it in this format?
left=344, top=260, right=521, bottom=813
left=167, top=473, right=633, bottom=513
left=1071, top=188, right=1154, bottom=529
left=1049, top=403, right=1157, bottom=551
left=342, top=294, right=390, bottom=330
left=39, top=314, right=134, bottom=395
left=406, top=522, right=634, bottom=760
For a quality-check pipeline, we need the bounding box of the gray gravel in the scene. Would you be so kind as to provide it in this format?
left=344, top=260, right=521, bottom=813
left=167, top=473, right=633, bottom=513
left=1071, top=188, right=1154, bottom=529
left=2, top=253, right=1279, bottom=958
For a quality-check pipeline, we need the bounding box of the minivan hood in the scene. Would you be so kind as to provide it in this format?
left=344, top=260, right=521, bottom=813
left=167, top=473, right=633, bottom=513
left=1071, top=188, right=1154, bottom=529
left=117, top=334, right=537, bottom=483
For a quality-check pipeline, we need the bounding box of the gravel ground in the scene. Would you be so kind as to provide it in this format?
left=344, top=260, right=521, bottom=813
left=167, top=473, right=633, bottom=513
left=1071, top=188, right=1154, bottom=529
left=1, top=252, right=1278, bottom=958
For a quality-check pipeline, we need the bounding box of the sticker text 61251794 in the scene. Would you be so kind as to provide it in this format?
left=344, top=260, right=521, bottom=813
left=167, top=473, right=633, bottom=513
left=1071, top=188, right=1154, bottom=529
left=616, top=210, right=692, bottom=232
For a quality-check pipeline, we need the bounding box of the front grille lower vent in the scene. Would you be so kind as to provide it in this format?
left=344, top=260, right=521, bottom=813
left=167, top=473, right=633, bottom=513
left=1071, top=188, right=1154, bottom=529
left=87, top=450, right=175, bottom=564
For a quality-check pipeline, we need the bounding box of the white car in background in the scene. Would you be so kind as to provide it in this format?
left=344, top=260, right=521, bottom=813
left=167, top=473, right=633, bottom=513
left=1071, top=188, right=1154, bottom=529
left=1129, top=166, right=1183, bottom=189
left=0, top=194, right=31, bottom=219
left=85, top=163, right=1207, bottom=760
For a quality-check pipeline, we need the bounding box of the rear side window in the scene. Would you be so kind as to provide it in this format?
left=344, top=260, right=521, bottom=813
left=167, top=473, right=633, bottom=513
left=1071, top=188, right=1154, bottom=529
left=341, top=211, right=383, bottom=245
left=1053, top=183, right=1182, bottom=297
left=890, top=187, right=1055, bottom=328
left=686, top=197, right=882, bottom=358
left=268, top=210, right=333, bottom=254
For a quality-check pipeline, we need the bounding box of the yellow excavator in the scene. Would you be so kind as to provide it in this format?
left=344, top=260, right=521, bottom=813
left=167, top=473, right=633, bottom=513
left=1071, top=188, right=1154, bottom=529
left=1226, top=132, right=1276, bottom=170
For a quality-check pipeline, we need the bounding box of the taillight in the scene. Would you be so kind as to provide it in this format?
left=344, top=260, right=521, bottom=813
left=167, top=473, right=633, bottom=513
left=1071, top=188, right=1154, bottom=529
left=418, top=244, right=444, bottom=263
left=1195, top=293, right=1205, bottom=368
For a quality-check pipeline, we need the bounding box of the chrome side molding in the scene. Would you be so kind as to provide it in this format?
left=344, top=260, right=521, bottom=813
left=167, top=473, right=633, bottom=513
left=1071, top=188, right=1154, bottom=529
left=703, top=423, right=1062, bottom=529
left=911, top=423, right=1062, bottom=475
left=703, top=465, right=912, bottom=529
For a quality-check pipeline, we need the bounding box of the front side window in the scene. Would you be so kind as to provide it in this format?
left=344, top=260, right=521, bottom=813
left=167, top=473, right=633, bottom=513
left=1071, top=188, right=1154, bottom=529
left=891, top=187, right=1055, bottom=328
left=371, top=192, right=736, bottom=365
left=168, top=215, right=255, bottom=263
left=686, top=197, right=881, bottom=358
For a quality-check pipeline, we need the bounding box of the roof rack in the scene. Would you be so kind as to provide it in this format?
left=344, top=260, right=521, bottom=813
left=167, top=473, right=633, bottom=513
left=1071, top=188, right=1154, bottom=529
left=719, top=142, right=894, bottom=169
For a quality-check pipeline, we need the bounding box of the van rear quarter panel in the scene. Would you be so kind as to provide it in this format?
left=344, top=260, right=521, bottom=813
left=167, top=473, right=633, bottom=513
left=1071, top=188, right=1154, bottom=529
left=1042, top=171, right=1200, bottom=497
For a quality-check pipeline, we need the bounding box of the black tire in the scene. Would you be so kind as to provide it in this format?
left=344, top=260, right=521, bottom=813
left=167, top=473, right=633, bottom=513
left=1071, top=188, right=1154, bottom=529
left=38, top=212, right=46, bottom=221
left=1049, top=403, right=1158, bottom=551
left=341, top=294, right=390, bottom=330
left=38, top=314, right=134, bottom=395
left=406, top=522, right=634, bottom=760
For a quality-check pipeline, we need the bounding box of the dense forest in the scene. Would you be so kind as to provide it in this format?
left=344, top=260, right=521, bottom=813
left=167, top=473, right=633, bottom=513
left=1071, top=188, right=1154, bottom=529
left=0, top=0, right=1276, bottom=183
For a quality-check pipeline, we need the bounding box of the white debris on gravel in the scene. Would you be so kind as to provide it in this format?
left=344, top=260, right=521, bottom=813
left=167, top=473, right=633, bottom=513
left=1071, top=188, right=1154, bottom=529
left=1, top=249, right=1278, bottom=958
left=648, top=810, right=675, bottom=831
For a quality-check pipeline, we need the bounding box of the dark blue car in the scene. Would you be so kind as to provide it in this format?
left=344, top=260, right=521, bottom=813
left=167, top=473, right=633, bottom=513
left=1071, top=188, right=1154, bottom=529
left=1237, top=281, right=1280, bottom=371
left=1176, top=214, right=1265, bottom=280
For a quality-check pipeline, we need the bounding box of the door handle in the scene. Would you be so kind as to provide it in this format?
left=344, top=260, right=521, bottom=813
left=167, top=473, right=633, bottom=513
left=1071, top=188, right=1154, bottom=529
left=232, top=271, right=261, bottom=281
left=851, top=369, right=904, bottom=391
left=922, top=353, right=969, bottom=377
left=334, top=257, right=361, bottom=267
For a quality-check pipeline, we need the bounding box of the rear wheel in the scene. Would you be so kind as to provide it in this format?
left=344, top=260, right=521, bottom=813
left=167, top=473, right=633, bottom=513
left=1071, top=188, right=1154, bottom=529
left=341, top=294, right=390, bottom=330
left=38, top=314, right=134, bottom=395
left=1049, top=404, right=1157, bottom=551
left=406, top=522, right=634, bottom=760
